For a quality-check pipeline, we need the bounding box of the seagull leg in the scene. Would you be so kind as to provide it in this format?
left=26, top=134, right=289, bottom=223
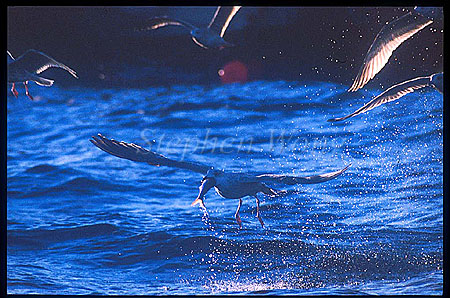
left=23, top=82, right=34, bottom=101
left=235, top=198, right=243, bottom=228
left=254, top=196, right=265, bottom=228
left=11, top=83, right=19, bottom=98
left=198, top=199, right=208, bottom=213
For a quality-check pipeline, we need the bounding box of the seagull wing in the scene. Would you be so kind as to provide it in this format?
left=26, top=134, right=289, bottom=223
left=348, top=11, right=432, bottom=92
left=12, top=49, right=78, bottom=78
left=90, top=134, right=212, bottom=175
left=329, top=75, right=431, bottom=122
left=255, top=164, right=351, bottom=185
left=208, top=6, right=241, bottom=37
left=7, top=51, right=15, bottom=63
left=143, top=16, right=196, bottom=31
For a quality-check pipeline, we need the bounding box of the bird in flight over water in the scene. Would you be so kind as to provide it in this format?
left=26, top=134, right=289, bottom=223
left=141, top=6, right=241, bottom=49
left=329, top=72, right=443, bottom=122
left=348, top=7, right=441, bottom=92
left=90, top=133, right=350, bottom=229
left=7, top=49, right=78, bottom=100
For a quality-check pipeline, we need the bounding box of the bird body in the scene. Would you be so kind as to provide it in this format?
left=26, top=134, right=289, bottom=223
left=215, top=172, right=259, bottom=199
left=8, top=69, right=54, bottom=86
left=199, top=170, right=277, bottom=200
left=190, top=27, right=234, bottom=49
left=7, top=49, right=78, bottom=100
left=90, top=134, right=350, bottom=228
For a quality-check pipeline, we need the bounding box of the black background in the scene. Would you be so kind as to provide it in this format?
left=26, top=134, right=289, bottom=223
left=7, top=6, right=444, bottom=88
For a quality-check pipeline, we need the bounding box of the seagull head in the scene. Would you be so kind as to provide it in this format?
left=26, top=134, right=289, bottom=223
left=190, top=27, right=201, bottom=36
left=414, top=7, right=443, bottom=20
left=191, top=169, right=223, bottom=207
left=431, top=72, right=443, bottom=94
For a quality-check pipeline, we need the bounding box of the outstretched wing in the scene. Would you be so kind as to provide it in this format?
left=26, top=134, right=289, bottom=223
left=90, top=134, right=211, bottom=174
left=255, top=164, right=351, bottom=185
left=208, top=6, right=241, bottom=37
left=7, top=51, right=15, bottom=63
left=348, top=11, right=432, bottom=92
left=142, top=16, right=196, bottom=31
left=329, top=76, right=431, bottom=122
left=13, top=49, right=78, bottom=78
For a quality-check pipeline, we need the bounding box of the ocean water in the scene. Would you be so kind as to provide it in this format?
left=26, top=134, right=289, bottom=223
left=7, top=80, right=443, bottom=295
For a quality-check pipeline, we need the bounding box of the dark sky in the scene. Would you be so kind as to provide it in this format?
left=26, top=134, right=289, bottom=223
left=7, top=6, right=443, bottom=88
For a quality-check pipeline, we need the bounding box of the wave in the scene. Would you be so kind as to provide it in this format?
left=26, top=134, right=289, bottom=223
left=7, top=80, right=443, bottom=294
left=8, top=223, right=118, bottom=250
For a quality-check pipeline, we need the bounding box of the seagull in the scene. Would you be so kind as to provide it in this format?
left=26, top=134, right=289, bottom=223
left=141, top=6, right=241, bottom=49
left=90, top=133, right=351, bottom=228
left=329, top=72, right=443, bottom=122
left=348, top=7, right=441, bottom=92
left=7, top=49, right=78, bottom=100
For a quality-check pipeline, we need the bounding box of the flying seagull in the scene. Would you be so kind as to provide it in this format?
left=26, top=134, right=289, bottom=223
left=7, top=49, right=78, bottom=100
left=348, top=7, right=441, bottom=92
left=141, top=6, right=241, bottom=49
left=329, top=72, right=443, bottom=122
left=90, top=133, right=350, bottom=228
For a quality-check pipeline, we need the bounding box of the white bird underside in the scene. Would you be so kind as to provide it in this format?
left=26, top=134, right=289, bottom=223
left=348, top=11, right=433, bottom=92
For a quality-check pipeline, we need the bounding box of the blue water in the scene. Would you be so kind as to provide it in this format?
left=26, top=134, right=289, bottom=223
left=7, top=80, right=443, bottom=295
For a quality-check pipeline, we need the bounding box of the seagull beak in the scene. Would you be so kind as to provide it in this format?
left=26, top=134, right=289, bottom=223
left=191, top=177, right=215, bottom=207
